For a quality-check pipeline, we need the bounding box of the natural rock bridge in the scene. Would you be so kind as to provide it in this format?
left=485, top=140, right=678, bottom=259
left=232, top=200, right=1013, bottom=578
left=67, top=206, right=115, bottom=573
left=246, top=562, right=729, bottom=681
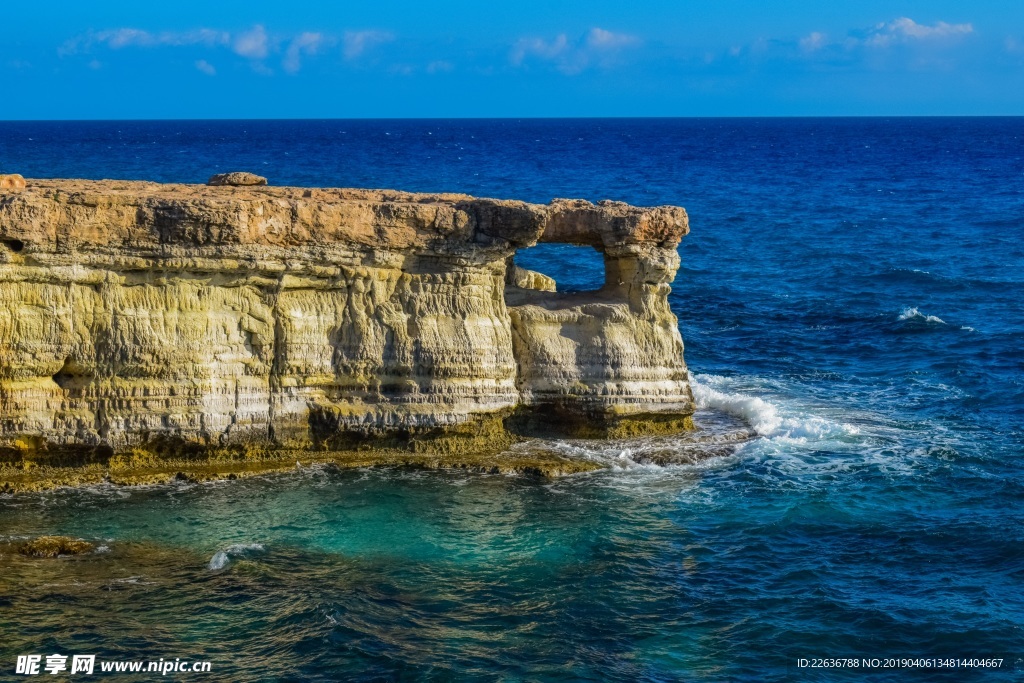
left=0, top=179, right=693, bottom=479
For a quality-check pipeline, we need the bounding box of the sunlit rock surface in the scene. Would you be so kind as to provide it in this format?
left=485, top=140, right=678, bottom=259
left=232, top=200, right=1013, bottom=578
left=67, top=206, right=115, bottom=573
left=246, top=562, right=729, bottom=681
left=0, top=179, right=693, bottom=470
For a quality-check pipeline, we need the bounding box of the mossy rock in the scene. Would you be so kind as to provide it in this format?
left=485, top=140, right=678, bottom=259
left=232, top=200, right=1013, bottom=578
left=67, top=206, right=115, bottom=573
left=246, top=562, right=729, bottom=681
left=313, top=410, right=519, bottom=456
left=18, top=536, right=94, bottom=557
left=506, top=405, right=695, bottom=439
left=0, top=407, right=698, bottom=492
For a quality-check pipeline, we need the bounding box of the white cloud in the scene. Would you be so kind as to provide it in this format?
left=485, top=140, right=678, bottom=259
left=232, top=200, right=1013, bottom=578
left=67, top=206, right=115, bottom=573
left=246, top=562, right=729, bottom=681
left=283, top=32, right=323, bottom=73
left=98, top=28, right=153, bottom=49
left=60, top=24, right=402, bottom=74
left=775, top=18, right=976, bottom=64
left=586, top=28, right=638, bottom=50
left=342, top=30, right=393, bottom=59
left=863, top=17, right=973, bottom=48
left=61, top=27, right=230, bottom=54
left=511, top=27, right=639, bottom=74
left=233, top=25, right=269, bottom=59
left=195, top=59, right=216, bottom=76
left=799, top=31, right=826, bottom=53
left=182, top=29, right=232, bottom=47
left=426, top=60, right=453, bottom=73
left=511, top=34, right=569, bottom=65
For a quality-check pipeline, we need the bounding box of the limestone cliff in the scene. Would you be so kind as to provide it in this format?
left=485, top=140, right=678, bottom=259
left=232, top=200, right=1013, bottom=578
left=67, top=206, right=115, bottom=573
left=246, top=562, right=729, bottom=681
left=0, top=179, right=692, bottom=469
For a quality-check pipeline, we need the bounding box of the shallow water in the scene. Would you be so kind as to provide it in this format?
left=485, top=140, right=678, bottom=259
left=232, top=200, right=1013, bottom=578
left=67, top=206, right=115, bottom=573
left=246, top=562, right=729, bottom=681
left=1, top=118, right=1023, bottom=680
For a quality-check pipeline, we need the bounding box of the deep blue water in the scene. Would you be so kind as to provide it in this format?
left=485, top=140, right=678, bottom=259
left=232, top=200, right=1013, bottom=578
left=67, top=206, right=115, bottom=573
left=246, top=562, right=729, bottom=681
left=1, top=119, right=1022, bottom=681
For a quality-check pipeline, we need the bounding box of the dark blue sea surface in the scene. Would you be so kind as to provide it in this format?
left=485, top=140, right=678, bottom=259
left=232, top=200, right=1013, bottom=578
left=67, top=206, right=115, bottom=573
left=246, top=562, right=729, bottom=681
left=1, top=119, right=1022, bottom=681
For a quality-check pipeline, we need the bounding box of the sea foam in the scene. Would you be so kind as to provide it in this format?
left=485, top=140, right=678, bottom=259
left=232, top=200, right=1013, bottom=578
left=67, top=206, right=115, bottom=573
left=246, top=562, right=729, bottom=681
left=208, top=543, right=265, bottom=571
left=521, top=374, right=865, bottom=477
left=690, top=376, right=781, bottom=435
left=690, top=374, right=861, bottom=443
left=898, top=307, right=946, bottom=324
left=684, top=374, right=934, bottom=482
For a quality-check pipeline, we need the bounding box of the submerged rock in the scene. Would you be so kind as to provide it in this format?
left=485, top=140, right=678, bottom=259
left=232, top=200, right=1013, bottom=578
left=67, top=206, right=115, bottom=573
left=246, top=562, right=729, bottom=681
left=18, top=536, right=94, bottom=557
left=207, top=171, right=268, bottom=186
left=0, top=178, right=695, bottom=483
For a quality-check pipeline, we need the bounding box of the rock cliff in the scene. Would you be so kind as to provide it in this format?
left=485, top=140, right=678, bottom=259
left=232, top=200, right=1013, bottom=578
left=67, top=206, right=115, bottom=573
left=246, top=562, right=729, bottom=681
left=0, top=179, right=693, bottom=477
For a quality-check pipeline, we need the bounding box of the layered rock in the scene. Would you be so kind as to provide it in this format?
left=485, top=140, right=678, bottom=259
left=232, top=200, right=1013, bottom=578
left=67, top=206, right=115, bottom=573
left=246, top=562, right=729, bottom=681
left=0, top=179, right=693, bottom=465
left=506, top=199, right=694, bottom=436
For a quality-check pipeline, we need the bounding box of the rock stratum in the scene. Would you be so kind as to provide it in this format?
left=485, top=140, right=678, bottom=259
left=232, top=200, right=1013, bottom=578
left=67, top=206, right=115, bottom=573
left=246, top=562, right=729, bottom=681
left=0, top=179, right=693, bottom=488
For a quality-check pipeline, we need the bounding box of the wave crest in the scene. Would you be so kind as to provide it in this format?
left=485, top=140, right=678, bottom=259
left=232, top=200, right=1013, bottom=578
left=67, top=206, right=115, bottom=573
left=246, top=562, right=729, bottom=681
left=208, top=542, right=265, bottom=571
left=691, top=377, right=780, bottom=435
left=898, top=307, right=945, bottom=324
left=690, top=374, right=860, bottom=442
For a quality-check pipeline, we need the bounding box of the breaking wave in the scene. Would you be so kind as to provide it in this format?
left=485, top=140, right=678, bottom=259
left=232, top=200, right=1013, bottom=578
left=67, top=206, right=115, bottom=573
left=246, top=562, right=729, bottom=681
left=898, top=307, right=946, bottom=324
left=691, top=376, right=781, bottom=435
left=684, top=373, right=939, bottom=482
left=516, top=373, right=876, bottom=478
left=208, top=543, right=265, bottom=571
left=690, top=374, right=860, bottom=442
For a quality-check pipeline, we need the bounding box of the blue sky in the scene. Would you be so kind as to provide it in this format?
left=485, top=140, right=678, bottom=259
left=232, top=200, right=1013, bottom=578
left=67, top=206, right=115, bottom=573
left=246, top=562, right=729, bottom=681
left=2, top=1, right=1023, bottom=118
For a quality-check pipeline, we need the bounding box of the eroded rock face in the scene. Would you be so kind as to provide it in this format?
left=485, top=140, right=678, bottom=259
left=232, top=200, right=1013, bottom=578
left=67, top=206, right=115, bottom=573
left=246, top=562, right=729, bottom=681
left=0, top=179, right=693, bottom=462
left=506, top=202, right=694, bottom=436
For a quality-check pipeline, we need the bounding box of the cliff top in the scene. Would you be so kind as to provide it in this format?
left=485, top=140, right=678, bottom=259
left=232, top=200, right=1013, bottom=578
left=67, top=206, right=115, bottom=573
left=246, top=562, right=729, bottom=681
left=0, top=178, right=687, bottom=253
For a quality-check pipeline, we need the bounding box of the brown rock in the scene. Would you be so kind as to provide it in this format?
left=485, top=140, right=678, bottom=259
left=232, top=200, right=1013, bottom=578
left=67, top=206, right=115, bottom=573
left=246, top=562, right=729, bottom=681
left=0, top=178, right=694, bottom=467
left=18, top=536, right=94, bottom=557
left=542, top=198, right=689, bottom=247
left=0, top=174, right=26, bottom=190
left=207, top=172, right=268, bottom=187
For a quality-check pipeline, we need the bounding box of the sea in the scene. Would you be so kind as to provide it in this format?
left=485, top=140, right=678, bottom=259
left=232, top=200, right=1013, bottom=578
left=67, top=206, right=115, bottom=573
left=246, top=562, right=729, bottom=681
left=0, top=118, right=1022, bottom=681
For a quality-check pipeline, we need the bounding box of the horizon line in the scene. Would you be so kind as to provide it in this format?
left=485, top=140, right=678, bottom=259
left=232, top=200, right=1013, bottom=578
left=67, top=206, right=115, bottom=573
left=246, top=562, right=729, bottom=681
left=2, top=114, right=1023, bottom=123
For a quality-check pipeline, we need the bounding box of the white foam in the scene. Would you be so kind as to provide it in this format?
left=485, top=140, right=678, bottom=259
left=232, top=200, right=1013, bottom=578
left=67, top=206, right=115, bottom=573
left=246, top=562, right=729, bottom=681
left=223, top=543, right=265, bottom=553
left=208, top=543, right=265, bottom=571
left=502, top=373, right=919, bottom=489
left=691, top=376, right=781, bottom=435
left=898, top=307, right=946, bottom=324
left=690, top=375, right=861, bottom=443
left=208, top=552, right=229, bottom=571
left=685, top=374, right=933, bottom=483
left=521, top=373, right=933, bottom=492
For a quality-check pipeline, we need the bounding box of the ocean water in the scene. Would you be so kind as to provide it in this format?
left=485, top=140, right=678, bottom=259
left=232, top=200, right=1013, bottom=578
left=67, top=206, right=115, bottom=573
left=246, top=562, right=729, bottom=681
left=1, top=118, right=1023, bottom=681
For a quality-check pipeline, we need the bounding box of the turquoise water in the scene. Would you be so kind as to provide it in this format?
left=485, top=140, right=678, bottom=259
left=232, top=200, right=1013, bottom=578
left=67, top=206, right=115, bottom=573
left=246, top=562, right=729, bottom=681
left=1, top=118, right=1023, bottom=680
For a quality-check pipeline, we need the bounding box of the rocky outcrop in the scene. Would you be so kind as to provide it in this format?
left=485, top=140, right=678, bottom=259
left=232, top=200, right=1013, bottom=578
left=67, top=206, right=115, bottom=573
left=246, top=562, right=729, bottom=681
left=207, top=172, right=268, bottom=187
left=0, top=179, right=693, bottom=470
left=0, top=175, right=26, bottom=190
left=506, top=199, right=693, bottom=437
left=16, top=536, right=94, bottom=557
